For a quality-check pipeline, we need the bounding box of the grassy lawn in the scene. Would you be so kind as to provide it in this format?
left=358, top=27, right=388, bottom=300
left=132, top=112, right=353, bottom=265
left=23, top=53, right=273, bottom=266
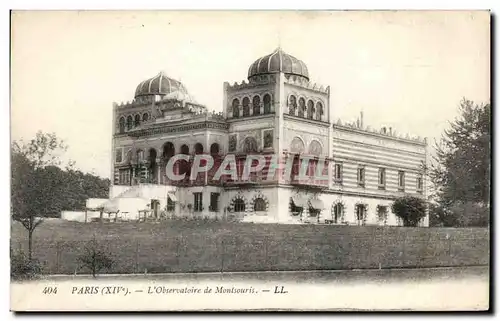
left=11, top=219, right=490, bottom=275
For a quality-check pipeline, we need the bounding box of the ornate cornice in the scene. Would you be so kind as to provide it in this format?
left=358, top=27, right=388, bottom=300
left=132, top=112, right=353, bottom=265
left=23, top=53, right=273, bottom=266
left=118, top=121, right=229, bottom=138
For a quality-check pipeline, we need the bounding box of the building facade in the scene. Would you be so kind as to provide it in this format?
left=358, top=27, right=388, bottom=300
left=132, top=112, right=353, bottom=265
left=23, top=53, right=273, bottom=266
left=106, top=48, right=429, bottom=226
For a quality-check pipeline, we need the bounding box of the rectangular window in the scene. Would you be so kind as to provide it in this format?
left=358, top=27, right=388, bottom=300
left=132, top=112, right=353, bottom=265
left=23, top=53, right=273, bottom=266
left=357, top=166, right=365, bottom=187
left=377, top=205, right=388, bottom=225
left=378, top=168, right=386, bottom=189
left=118, top=169, right=130, bottom=185
left=193, top=192, right=203, bottom=212
left=115, top=148, right=123, bottom=163
left=416, top=175, right=423, bottom=193
left=334, top=163, right=343, bottom=183
left=210, top=193, right=220, bottom=212
left=356, top=204, right=366, bottom=225
left=398, top=171, right=405, bottom=190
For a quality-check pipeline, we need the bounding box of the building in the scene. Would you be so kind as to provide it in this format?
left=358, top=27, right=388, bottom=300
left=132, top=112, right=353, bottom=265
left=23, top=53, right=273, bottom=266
left=104, top=48, right=428, bottom=226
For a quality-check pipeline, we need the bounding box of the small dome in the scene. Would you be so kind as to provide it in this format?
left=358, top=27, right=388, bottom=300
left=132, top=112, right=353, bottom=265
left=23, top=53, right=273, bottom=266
left=248, top=48, right=309, bottom=81
left=135, top=72, right=189, bottom=98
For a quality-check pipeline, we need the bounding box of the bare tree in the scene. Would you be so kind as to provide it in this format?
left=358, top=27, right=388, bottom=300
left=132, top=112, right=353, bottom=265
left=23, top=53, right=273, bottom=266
left=77, top=235, right=114, bottom=277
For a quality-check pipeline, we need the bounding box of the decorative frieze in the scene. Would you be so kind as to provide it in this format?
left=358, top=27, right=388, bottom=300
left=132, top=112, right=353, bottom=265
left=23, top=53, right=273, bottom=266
left=121, top=121, right=229, bottom=138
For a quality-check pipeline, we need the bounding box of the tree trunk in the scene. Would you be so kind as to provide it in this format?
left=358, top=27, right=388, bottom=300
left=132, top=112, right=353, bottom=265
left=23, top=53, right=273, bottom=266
left=28, top=230, right=33, bottom=261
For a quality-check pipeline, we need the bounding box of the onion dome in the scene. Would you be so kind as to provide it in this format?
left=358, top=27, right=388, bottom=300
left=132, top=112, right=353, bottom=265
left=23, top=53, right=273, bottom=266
left=247, top=47, right=309, bottom=81
left=134, top=71, right=189, bottom=98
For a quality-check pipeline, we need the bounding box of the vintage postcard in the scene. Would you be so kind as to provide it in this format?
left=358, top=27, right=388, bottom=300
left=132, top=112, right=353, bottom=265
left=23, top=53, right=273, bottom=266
left=10, top=10, right=490, bottom=311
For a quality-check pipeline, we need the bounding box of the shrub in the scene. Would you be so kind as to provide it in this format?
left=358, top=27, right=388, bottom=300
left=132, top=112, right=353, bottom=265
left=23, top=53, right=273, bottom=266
left=11, top=248, right=41, bottom=280
left=391, top=196, right=427, bottom=227
left=77, top=237, right=114, bottom=277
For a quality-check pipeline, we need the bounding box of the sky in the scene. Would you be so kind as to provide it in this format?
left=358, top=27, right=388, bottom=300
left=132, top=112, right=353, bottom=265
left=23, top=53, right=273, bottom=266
left=11, top=11, right=490, bottom=178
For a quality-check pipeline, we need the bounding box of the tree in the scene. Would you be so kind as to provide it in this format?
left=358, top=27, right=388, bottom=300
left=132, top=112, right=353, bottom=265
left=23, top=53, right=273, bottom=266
left=11, top=132, right=68, bottom=260
left=430, top=99, right=491, bottom=209
left=391, top=196, right=427, bottom=227
left=77, top=236, right=114, bottom=277
left=13, top=131, right=68, bottom=169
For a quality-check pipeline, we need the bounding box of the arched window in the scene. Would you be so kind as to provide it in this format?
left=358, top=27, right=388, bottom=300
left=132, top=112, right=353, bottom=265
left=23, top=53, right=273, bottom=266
left=194, top=143, right=204, bottom=154
left=307, top=100, right=315, bottom=119
left=263, top=94, right=271, bottom=114
left=289, top=95, right=297, bottom=115
left=298, top=98, right=306, bottom=117
left=290, top=137, right=305, bottom=154
left=234, top=198, right=246, bottom=212
left=179, top=144, right=190, bottom=176
left=308, top=140, right=322, bottom=156
left=210, top=143, right=220, bottom=155
left=252, top=96, right=260, bottom=115
left=162, top=142, right=175, bottom=159
left=142, top=113, right=149, bottom=122
left=118, top=117, right=125, bottom=133
left=242, top=97, right=250, bottom=117
left=243, top=137, right=258, bottom=153
left=148, top=149, right=158, bottom=183
left=136, top=150, right=144, bottom=163
left=316, top=102, right=323, bottom=121
left=148, top=148, right=157, bottom=162
left=134, top=114, right=141, bottom=127
left=126, top=115, right=133, bottom=130
left=180, top=144, right=190, bottom=155
left=253, top=198, right=267, bottom=212
left=332, top=203, right=344, bottom=224
left=232, top=98, right=240, bottom=118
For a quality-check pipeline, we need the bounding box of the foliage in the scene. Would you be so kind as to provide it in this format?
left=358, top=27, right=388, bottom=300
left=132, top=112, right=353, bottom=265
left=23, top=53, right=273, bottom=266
left=12, top=131, right=68, bottom=169
left=430, top=99, right=491, bottom=207
left=428, top=203, right=456, bottom=227
left=77, top=237, right=114, bottom=277
left=448, top=202, right=489, bottom=227
left=391, top=196, right=427, bottom=227
left=11, top=131, right=110, bottom=261
left=12, top=132, right=110, bottom=218
left=10, top=248, right=41, bottom=280
left=429, top=201, right=490, bottom=227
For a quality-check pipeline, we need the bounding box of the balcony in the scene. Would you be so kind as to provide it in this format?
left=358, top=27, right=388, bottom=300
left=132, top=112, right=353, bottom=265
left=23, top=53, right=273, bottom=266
left=222, top=154, right=277, bottom=187
left=288, top=157, right=329, bottom=189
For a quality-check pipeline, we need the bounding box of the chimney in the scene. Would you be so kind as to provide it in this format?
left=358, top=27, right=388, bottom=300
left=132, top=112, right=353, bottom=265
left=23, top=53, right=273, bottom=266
left=389, top=127, right=393, bottom=135
left=360, top=111, right=364, bottom=128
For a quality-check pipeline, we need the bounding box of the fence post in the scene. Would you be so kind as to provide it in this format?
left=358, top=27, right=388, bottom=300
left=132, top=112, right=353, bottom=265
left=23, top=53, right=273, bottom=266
left=264, top=237, right=268, bottom=270
left=448, top=234, right=452, bottom=258
left=220, top=238, right=225, bottom=273
left=135, top=241, right=139, bottom=274
left=175, top=237, right=181, bottom=271
left=55, top=241, right=60, bottom=274
left=402, top=233, right=407, bottom=268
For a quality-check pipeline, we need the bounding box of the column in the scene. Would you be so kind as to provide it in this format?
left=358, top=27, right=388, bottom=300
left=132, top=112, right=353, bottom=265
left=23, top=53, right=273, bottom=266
left=156, top=157, right=161, bottom=184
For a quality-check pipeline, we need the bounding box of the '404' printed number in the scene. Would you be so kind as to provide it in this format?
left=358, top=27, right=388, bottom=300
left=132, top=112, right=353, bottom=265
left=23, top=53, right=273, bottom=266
left=42, top=286, right=58, bottom=294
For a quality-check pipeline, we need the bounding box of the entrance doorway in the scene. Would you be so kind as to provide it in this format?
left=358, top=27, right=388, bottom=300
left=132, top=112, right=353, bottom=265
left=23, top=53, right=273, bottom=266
left=151, top=199, right=160, bottom=219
